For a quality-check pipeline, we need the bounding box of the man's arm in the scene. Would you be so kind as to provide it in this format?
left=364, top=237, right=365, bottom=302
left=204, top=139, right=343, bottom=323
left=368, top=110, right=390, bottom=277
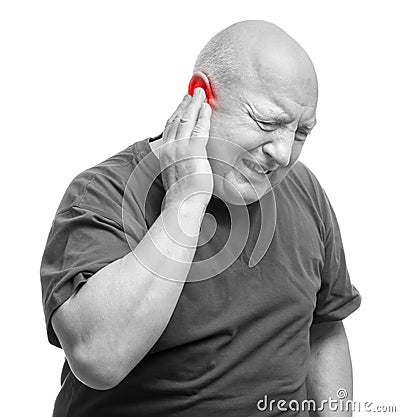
left=307, top=321, right=354, bottom=417
left=51, top=89, right=212, bottom=391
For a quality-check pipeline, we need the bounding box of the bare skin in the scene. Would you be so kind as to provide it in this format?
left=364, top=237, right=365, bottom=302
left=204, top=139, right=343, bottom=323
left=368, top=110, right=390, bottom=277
left=51, top=21, right=354, bottom=406
left=51, top=88, right=212, bottom=390
left=308, top=321, right=354, bottom=417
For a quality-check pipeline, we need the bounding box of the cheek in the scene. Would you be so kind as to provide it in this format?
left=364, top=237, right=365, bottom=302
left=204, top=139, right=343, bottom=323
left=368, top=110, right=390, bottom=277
left=208, top=112, right=270, bottom=175
left=207, top=139, right=237, bottom=176
left=207, top=116, right=241, bottom=171
left=209, top=120, right=261, bottom=157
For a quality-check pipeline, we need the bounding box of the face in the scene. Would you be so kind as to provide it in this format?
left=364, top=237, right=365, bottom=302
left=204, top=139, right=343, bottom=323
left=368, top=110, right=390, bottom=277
left=207, top=66, right=318, bottom=205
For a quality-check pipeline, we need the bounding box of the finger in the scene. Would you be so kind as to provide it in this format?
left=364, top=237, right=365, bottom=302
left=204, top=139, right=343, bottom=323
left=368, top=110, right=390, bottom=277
left=175, top=88, right=206, bottom=140
left=163, top=94, right=191, bottom=142
left=190, top=102, right=212, bottom=145
left=163, top=94, right=190, bottom=141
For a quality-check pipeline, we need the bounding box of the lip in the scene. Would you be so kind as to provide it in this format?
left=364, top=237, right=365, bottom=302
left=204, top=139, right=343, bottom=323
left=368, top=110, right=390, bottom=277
left=242, top=158, right=271, bottom=175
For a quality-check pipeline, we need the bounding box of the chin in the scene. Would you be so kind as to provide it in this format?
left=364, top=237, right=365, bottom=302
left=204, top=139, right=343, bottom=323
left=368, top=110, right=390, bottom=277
left=213, top=170, right=273, bottom=206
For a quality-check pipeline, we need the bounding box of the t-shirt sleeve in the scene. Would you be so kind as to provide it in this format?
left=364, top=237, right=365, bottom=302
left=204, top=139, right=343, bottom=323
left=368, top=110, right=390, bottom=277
left=40, top=205, right=147, bottom=348
left=312, top=191, right=362, bottom=324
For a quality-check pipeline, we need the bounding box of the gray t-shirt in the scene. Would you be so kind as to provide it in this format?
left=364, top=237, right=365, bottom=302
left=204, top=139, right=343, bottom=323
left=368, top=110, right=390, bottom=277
left=40, top=134, right=361, bottom=417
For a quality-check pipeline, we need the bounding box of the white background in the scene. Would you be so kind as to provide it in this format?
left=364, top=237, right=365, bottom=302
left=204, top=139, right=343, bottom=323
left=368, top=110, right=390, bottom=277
left=1, top=1, right=399, bottom=415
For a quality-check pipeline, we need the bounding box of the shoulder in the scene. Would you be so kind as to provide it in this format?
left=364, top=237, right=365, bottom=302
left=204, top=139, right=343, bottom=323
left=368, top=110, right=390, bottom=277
left=282, top=160, right=337, bottom=230
left=287, top=160, right=323, bottom=192
left=283, top=160, right=329, bottom=206
left=55, top=139, right=152, bottom=220
left=276, top=160, right=335, bottom=227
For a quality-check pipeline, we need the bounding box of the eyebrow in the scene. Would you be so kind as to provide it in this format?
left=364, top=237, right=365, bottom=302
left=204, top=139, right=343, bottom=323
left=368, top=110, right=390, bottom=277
left=300, top=119, right=317, bottom=131
left=253, top=111, right=317, bottom=131
left=252, top=110, right=292, bottom=124
left=247, top=103, right=317, bottom=130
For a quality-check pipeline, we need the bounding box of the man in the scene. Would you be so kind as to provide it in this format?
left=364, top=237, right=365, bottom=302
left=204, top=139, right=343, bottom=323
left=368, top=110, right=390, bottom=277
left=41, top=20, right=361, bottom=416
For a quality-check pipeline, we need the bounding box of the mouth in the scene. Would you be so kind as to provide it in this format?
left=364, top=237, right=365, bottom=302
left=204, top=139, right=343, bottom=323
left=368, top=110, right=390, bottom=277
left=242, top=158, right=271, bottom=176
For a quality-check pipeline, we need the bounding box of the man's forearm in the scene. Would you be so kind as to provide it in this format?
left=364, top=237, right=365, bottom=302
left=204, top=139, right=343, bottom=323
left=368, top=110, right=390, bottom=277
left=307, top=321, right=353, bottom=417
left=52, top=198, right=207, bottom=390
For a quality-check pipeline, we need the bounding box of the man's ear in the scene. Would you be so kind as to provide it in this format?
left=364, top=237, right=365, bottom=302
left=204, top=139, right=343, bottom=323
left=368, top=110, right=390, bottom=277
left=188, top=72, right=214, bottom=106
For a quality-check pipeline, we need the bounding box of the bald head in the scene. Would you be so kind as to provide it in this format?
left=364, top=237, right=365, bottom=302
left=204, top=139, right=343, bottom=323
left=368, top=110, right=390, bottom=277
left=194, top=20, right=318, bottom=106
left=190, top=21, right=319, bottom=205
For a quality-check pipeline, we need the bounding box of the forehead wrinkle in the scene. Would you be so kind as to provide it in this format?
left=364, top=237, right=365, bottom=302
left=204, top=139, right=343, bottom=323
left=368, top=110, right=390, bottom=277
left=251, top=100, right=290, bottom=120
left=245, top=93, right=317, bottom=132
left=249, top=93, right=301, bottom=123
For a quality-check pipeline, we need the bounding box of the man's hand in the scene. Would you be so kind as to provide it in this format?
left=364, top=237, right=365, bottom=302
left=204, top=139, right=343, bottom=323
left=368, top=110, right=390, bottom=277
left=50, top=88, right=214, bottom=390
left=160, top=87, right=213, bottom=209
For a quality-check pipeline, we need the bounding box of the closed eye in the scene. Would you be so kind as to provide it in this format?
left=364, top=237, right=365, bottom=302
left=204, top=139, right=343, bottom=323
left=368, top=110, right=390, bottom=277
left=251, top=112, right=312, bottom=141
left=295, top=130, right=310, bottom=142
left=253, top=117, right=281, bottom=132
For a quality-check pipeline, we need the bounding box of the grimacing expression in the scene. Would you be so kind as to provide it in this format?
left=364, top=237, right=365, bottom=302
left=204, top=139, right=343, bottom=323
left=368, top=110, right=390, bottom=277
left=205, top=49, right=318, bottom=205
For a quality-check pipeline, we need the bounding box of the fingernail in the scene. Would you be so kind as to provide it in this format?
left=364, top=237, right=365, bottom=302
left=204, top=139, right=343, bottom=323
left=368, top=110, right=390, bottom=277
left=194, top=87, right=204, bottom=97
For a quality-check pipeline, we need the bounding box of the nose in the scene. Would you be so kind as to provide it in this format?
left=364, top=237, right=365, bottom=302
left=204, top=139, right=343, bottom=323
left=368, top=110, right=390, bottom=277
left=262, top=132, right=294, bottom=167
